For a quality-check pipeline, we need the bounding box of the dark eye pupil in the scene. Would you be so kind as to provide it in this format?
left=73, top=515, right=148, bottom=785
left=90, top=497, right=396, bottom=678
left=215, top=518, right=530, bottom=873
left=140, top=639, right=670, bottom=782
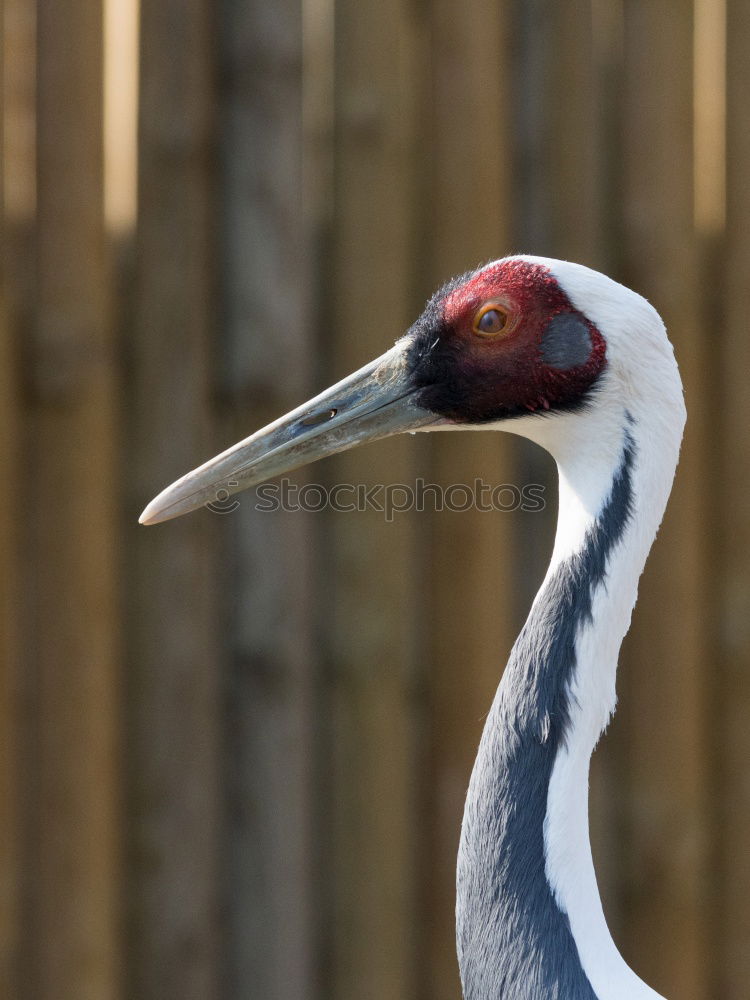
left=479, top=309, right=505, bottom=333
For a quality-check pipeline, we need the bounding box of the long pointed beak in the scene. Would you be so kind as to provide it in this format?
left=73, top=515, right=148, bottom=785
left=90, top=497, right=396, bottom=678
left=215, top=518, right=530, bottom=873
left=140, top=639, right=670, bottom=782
left=139, top=341, right=439, bottom=525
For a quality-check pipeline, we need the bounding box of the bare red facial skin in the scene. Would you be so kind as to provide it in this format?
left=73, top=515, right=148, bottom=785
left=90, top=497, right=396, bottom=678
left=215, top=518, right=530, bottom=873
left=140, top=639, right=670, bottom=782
left=405, top=259, right=607, bottom=423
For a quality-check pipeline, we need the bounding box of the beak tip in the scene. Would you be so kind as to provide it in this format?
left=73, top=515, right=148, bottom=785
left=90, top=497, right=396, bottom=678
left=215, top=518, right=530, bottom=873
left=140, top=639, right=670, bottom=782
left=139, top=490, right=179, bottom=526
left=138, top=501, right=162, bottom=526
left=139, top=480, right=214, bottom=525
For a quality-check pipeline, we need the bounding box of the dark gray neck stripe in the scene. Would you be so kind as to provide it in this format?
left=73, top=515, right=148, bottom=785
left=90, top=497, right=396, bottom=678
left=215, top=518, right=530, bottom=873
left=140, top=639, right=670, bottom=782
left=456, top=430, right=635, bottom=1000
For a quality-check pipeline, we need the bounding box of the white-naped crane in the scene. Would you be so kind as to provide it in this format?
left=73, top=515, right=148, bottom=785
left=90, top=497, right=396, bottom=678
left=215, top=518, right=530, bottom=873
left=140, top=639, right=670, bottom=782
left=141, top=257, right=684, bottom=999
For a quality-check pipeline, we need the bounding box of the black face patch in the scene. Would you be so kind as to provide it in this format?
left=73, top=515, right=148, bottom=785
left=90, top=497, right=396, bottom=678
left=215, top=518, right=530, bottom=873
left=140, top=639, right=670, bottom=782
left=540, top=312, right=593, bottom=370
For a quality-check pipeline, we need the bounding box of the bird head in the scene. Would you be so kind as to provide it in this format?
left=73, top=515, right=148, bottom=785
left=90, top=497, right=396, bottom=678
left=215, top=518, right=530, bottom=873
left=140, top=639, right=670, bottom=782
left=403, top=256, right=607, bottom=422
left=140, top=256, right=682, bottom=525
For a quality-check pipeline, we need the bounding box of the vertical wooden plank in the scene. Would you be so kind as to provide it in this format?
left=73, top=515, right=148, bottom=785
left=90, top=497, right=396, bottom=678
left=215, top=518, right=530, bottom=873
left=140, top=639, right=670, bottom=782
left=718, top=3, right=749, bottom=995
left=33, top=0, right=120, bottom=996
left=547, top=1, right=610, bottom=269
left=217, top=0, right=317, bottom=996
left=327, top=1, right=421, bottom=996
left=3, top=2, right=36, bottom=994
left=3, top=0, right=36, bottom=229
left=0, top=335, right=20, bottom=995
left=618, top=3, right=711, bottom=996
left=420, top=4, right=517, bottom=999
left=126, top=2, right=219, bottom=998
left=103, top=0, right=139, bottom=235
left=0, top=10, right=21, bottom=995
left=0, top=13, right=10, bottom=994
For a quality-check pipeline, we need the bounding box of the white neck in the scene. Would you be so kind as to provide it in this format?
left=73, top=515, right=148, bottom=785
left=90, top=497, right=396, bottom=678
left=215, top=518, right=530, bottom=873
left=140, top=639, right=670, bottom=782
left=530, top=400, right=681, bottom=1000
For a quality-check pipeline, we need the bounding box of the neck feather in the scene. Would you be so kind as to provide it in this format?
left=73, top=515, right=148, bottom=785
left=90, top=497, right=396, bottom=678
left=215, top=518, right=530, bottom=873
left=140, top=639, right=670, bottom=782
left=457, top=410, right=679, bottom=1000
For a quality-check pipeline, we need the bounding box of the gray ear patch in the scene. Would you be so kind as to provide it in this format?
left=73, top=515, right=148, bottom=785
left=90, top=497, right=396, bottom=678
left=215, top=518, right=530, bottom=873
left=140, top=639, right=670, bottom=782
left=540, top=312, right=593, bottom=370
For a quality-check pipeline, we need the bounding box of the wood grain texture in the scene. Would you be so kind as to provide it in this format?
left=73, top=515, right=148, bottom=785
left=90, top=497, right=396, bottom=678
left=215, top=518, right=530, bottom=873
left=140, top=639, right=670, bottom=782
left=33, top=0, right=120, bottom=997
left=126, top=2, right=219, bottom=998
left=217, top=0, right=317, bottom=996
left=326, top=1, right=422, bottom=996
left=0, top=11, right=21, bottom=994
left=3, top=4, right=36, bottom=995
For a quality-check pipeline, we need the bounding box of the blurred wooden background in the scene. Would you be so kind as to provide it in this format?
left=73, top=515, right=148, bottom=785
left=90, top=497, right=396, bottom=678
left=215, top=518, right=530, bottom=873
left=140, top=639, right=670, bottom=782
left=1, top=0, right=746, bottom=998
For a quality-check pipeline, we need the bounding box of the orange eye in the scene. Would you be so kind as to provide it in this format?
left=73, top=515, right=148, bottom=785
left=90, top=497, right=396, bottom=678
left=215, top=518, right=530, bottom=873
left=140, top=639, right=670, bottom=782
left=472, top=302, right=511, bottom=337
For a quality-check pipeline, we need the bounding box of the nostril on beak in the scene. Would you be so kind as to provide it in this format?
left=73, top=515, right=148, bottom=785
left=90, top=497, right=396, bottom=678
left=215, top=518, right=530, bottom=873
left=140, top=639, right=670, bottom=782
left=300, top=408, right=338, bottom=428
